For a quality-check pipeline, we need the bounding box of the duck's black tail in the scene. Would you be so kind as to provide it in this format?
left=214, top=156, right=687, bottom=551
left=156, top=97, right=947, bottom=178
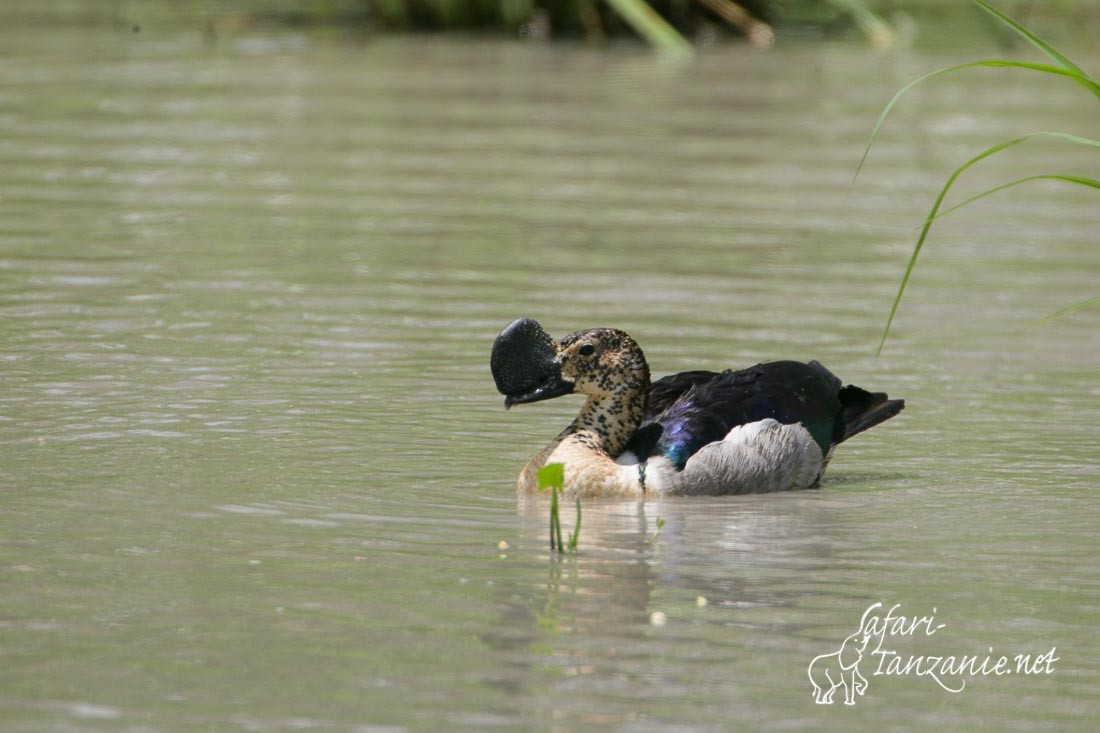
left=836, top=385, right=905, bottom=443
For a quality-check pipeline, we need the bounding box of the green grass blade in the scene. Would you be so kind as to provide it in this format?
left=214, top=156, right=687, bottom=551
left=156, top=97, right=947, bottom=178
left=1042, top=296, right=1100, bottom=322
left=932, top=174, right=1100, bottom=222
left=972, top=0, right=1100, bottom=93
left=877, top=132, right=1097, bottom=355
left=852, top=60, right=1089, bottom=186
left=604, top=0, right=694, bottom=56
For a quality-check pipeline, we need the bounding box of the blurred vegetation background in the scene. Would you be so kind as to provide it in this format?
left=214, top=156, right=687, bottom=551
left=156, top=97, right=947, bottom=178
left=6, top=0, right=1100, bottom=48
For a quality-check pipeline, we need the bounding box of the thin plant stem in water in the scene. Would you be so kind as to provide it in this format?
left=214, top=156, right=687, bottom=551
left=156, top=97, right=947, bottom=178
left=567, top=498, right=581, bottom=551
left=538, top=463, right=579, bottom=554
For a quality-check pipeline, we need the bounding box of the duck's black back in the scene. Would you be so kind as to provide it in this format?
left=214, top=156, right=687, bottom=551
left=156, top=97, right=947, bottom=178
left=627, top=361, right=903, bottom=469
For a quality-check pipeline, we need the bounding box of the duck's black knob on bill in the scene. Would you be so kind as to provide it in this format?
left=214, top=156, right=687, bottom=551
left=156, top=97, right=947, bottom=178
left=490, top=318, right=570, bottom=409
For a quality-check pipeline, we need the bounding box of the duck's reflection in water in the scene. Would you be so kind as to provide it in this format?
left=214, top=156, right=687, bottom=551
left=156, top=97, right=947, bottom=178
left=480, top=492, right=846, bottom=709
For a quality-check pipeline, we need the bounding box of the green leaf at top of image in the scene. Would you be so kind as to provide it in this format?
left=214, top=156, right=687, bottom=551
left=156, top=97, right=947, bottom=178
left=855, top=0, right=1100, bottom=355
left=538, top=463, right=564, bottom=492
left=851, top=60, right=1097, bottom=187
left=973, top=0, right=1100, bottom=86
left=876, top=133, right=1100, bottom=356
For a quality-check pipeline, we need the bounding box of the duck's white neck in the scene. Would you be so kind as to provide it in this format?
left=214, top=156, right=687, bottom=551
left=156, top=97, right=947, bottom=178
left=518, top=386, right=649, bottom=497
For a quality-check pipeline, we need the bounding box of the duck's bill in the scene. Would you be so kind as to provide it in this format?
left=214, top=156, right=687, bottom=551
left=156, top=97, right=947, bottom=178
left=491, top=318, right=573, bottom=408
left=503, top=375, right=574, bottom=409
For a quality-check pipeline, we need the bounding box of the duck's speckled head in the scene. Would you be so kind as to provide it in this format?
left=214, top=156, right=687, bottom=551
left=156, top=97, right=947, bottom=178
left=558, top=328, right=649, bottom=399
left=491, top=319, right=649, bottom=408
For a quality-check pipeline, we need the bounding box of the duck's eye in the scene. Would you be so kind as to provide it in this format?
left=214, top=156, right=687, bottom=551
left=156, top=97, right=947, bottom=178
left=578, top=344, right=596, bottom=357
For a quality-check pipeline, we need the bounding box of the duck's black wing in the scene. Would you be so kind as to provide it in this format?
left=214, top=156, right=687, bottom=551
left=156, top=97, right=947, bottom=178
left=642, top=370, right=720, bottom=421
left=626, top=361, right=903, bottom=470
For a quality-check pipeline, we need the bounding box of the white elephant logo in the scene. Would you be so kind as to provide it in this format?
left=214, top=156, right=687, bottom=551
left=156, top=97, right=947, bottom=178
left=807, top=628, right=871, bottom=705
